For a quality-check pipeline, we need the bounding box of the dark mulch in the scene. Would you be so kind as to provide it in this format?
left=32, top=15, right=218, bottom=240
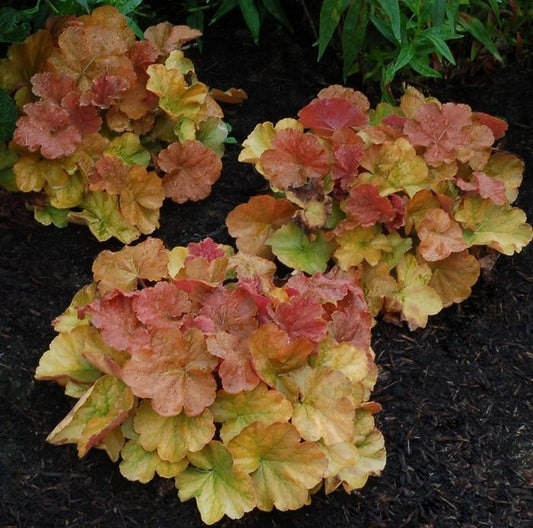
left=1, top=11, right=531, bottom=528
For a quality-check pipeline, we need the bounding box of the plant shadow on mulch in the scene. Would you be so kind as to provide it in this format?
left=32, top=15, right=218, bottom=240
left=1, top=11, right=532, bottom=528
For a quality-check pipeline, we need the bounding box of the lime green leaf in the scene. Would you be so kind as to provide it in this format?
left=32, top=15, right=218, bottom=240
left=268, top=223, right=333, bottom=274
left=34, top=206, right=70, bottom=228
left=334, top=226, right=391, bottom=269
left=196, top=117, right=228, bottom=157
left=455, top=197, right=532, bottom=255
left=133, top=400, right=215, bottom=462
left=387, top=254, right=443, bottom=330
left=46, top=375, right=134, bottom=457
left=35, top=326, right=102, bottom=385
left=53, top=284, right=97, bottom=333
left=68, top=192, right=139, bottom=244
left=292, top=366, right=355, bottom=446
left=228, top=422, right=328, bottom=511
left=210, top=383, right=293, bottom=443
left=120, top=438, right=188, bottom=483
left=106, top=133, right=150, bottom=167
left=176, top=441, right=256, bottom=525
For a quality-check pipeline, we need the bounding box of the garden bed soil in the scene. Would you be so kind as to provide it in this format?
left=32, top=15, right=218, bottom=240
left=1, top=11, right=532, bottom=528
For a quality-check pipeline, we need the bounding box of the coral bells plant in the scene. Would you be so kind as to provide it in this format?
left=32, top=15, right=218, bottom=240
left=228, top=85, right=532, bottom=329
left=35, top=237, right=385, bottom=524
left=0, top=6, right=245, bottom=243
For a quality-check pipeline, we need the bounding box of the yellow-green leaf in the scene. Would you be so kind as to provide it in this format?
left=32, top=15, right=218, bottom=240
left=176, top=441, right=256, bottom=525
left=133, top=400, right=215, bottom=462
left=35, top=326, right=102, bottom=385
left=120, top=438, right=188, bottom=483
left=105, top=133, right=150, bottom=167
left=210, top=383, right=292, bottom=443
left=228, top=422, right=328, bottom=512
left=53, top=283, right=97, bottom=333
left=68, top=192, right=139, bottom=244
left=46, top=375, right=134, bottom=457
left=455, top=197, right=532, bottom=255
left=292, top=366, right=355, bottom=446
left=334, top=226, right=391, bottom=269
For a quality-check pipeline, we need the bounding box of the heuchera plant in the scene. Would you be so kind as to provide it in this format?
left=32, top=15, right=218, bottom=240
left=35, top=237, right=385, bottom=524
left=228, top=85, right=532, bottom=329
left=0, top=6, right=245, bottom=243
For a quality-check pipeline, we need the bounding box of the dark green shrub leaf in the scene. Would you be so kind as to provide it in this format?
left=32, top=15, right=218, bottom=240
left=261, top=0, right=292, bottom=32
left=376, top=0, right=402, bottom=43
left=0, top=90, right=17, bottom=142
left=238, top=0, right=261, bottom=44
left=342, top=0, right=368, bottom=79
left=318, top=0, right=351, bottom=60
left=0, top=7, right=31, bottom=43
left=458, top=12, right=503, bottom=62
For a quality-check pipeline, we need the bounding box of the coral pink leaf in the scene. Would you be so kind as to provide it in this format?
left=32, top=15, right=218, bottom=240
left=83, top=72, right=130, bottom=108
left=206, top=332, right=260, bottom=393
left=273, top=293, right=327, bottom=342
left=199, top=286, right=258, bottom=336
left=343, top=184, right=396, bottom=227
left=132, top=282, right=191, bottom=329
left=298, top=98, right=368, bottom=136
left=260, top=129, right=330, bottom=189
left=456, top=172, right=507, bottom=205
left=418, top=209, right=468, bottom=261
left=89, top=155, right=129, bottom=194
left=144, top=23, right=202, bottom=56
left=404, top=102, right=472, bottom=165
left=14, top=102, right=81, bottom=159
left=329, top=286, right=373, bottom=350
left=121, top=328, right=218, bottom=416
left=187, top=238, right=226, bottom=261
left=158, top=140, right=222, bottom=203
left=474, top=112, right=508, bottom=140
left=130, top=40, right=159, bottom=71
left=85, top=290, right=149, bottom=353
left=332, top=139, right=365, bottom=190
left=61, top=91, right=102, bottom=135
left=286, top=272, right=351, bottom=304
left=31, top=72, right=77, bottom=104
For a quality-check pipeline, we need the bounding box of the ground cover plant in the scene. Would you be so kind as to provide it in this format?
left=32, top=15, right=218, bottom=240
left=35, top=236, right=385, bottom=524
left=228, top=85, right=532, bottom=329
left=0, top=6, right=244, bottom=242
left=1, top=4, right=532, bottom=528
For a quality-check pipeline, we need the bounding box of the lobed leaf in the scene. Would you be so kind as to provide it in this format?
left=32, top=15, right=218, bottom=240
left=46, top=375, right=134, bottom=457
left=228, top=422, right=328, bottom=511
left=211, top=383, right=293, bottom=444
left=134, top=400, right=215, bottom=462
left=176, top=441, right=256, bottom=525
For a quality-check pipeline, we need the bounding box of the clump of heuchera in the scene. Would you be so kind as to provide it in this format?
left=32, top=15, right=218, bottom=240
left=35, top=237, right=385, bottom=524
left=228, top=85, right=532, bottom=329
left=0, top=6, right=245, bottom=242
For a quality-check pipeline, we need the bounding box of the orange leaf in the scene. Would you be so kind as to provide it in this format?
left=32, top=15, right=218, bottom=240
left=122, top=328, right=217, bottom=416
left=226, top=195, right=296, bottom=259
left=248, top=324, right=314, bottom=388
left=418, top=209, right=468, bottom=261
left=260, top=129, right=330, bottom=189
left=157, top=141, right=222, bottom=203
left=119, top=166, right=165, bottom=234
left=144, top=23, right=202, bottom=56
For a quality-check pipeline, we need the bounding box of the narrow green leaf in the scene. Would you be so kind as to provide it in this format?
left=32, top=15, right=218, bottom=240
left=376, top=0, right=402, bottom=43
left=409, top=57, right=442, bottom=78
left=318, top=0, right=351, bottom=60
left=384, top=45, right=414, bottom=84
left=0, top=89, right=17, bottom=142
left=261, top=0, right=292, bottom=32
left=210, top=0, right=239, bottom=24
left=239, top=0, right=261, bottom=44
left=431, top=0, right=447, bottom=28
left=342, top=0, right=368, bottom=79
left=422, top=28, right=456, bottom=64
left=369, top=12, right=396, bottom=44
left=458, top=13, right=503, bottom=62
